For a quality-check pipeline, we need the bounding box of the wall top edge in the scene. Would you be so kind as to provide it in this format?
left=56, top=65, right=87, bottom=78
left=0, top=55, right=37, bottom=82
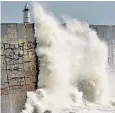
left=1, top=23, right=34, bottom=25
left=89, top=24, right=115, bottom=27
left=1, top=23, right=115, bottom=27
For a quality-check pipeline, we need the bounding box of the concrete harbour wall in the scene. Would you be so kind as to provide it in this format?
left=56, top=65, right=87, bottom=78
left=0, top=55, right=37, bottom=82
left=90, top=25, right=115, bottom=72
left=1, top=23, right=115, bottom=113
left=1, top=23, right=37, bottom=113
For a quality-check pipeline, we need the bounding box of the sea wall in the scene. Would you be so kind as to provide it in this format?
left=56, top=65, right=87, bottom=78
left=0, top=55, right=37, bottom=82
left=90, top=25, right=115, bottom=72
left=1, top=23, right=115, bottom=113
left=1, top=23, right=37, bottom=113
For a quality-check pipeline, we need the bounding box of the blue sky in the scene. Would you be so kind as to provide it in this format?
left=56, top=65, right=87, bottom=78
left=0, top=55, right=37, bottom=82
left=1, top=1, right=115, bottom=25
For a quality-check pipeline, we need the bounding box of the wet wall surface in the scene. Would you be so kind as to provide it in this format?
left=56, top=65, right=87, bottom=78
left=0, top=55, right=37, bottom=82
left=90, top=25, right=115, bottom=72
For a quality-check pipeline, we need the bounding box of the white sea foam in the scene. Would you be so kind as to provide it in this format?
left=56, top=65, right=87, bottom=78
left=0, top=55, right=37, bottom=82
left=21, top=3, right=115, bottom=113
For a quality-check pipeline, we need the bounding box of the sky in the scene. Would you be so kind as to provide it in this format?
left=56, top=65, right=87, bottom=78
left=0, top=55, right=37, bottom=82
left=1, top=1, right=115, bottom=25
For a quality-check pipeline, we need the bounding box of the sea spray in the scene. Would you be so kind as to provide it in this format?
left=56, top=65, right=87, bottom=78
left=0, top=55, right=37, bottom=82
left=21, top=3, right=115, bottom=113
left=64, top=20, right=110, bottom=104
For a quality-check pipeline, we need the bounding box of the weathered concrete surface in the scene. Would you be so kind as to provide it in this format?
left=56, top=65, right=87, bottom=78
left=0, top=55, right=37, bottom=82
left=1, top=23, right=37, bottom=113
